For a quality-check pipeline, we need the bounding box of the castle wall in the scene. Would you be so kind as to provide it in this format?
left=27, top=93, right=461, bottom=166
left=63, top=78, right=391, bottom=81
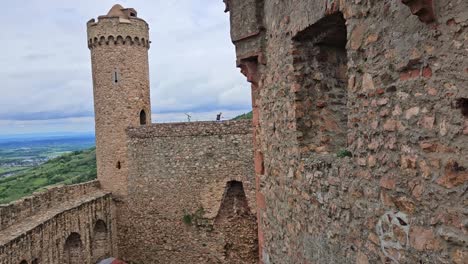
left=120, top=120, right=257, bottom=263
left=0, top=181, right=117, bottom=264
left=228, top=0, right=468, bottom=263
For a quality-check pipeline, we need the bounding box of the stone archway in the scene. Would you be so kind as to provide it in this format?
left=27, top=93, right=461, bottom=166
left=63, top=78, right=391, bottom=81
left=63, top=232, right=84, bottom=264
left=92, top=220, right=110, bottom=263
left=214, top=181, right=258, bottom=264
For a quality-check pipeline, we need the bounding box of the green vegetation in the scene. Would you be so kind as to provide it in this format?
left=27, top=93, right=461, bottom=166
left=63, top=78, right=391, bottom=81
left=0, top=166, right=28, bottom=176
left=232, top=111, right=253, bottom=120
left=0, top=147, right=97, bottom=204
left=182, top=207, right=208, bottom=227
left=182, top=211, right=193, bottom=225
left=337, top=149, right=352, bottom=158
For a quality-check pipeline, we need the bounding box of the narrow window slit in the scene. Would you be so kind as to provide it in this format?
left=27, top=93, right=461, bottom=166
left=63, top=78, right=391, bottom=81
left=113, top=71, right=119, bottom=83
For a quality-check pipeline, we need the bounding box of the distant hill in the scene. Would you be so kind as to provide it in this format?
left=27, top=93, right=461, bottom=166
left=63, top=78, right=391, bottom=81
left=232, top=111, right=253, bottom=120
left=0, top=147, right=96, bottom=204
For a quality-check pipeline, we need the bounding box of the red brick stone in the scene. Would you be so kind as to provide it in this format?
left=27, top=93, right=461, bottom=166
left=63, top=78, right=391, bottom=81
left=436, top=160, right=468, bottom=188
left=419, top=141, right=437, bottom=152
left=255, top=151, right=265, bottom=175
left=356, top=251, right=369, bottom=264
left=380, top=191, right=395, bottom=207
left=420, top=116, right=435, bottom=130
left=394, top=196, right=416, bottom=214
left=419, top=160, right=432, bottom=179
left=422, top=66, right=432, bottom=78
left=257, top=192, right=266, bottom=210
left=401, top=155, right=417, bottom=169
left=380, top=175, right=396, bottom=190
left=427, top=87, right=438, bottom=96
left=350, top=24, right=366, bottom=50
left=451, top=249, right=468, bottom=264
left=410, top=227, right=440, bottom=251
left=383, top=119, right=397, bottom=131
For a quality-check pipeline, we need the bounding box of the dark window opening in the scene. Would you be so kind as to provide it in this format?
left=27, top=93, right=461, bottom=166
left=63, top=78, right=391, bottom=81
left=292, top=12, right=348, bottom=155
left=130, top=12, right=136, bottom=17
left=113, top=71, right=119, bottom=84
left=456, top=98, right=468, bottom=117
left=140, top=110, right=147, bottom=125
left=116, top=161, right=121, bottom=170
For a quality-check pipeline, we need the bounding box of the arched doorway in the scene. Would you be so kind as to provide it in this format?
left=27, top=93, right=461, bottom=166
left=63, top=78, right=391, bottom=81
left=63, top=232, right=84, bottom=264
left=215, top=181, right=258, bottom=264
left=92, top=220, right=110, bottom=262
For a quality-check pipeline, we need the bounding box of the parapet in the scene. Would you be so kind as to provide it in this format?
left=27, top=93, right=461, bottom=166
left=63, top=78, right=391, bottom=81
left=0, top=180, right=103, bottom=231
left=126, top=120, right=253, bottom=139
left=87, top=4, right=150, bottom=49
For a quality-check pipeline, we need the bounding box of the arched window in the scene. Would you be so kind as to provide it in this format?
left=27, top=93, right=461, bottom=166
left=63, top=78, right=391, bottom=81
left=92, top=220, right=110, bottom=263
left=292, top=12, right=348, bottom=155
left=64, top=232, right=84, bottom=264
left=31, top=259, right=39, bottom=264
left=140, top=109, right=147, bottom=125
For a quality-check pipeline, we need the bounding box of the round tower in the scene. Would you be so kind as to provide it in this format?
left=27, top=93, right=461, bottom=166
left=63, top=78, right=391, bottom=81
left=87, top=4, right=151, bottom=197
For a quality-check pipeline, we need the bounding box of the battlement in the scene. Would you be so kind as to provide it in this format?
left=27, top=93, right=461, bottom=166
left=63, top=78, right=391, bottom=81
left=87, top=5, right=149, bottom=50
left=87, top=35, right=150, bottom=49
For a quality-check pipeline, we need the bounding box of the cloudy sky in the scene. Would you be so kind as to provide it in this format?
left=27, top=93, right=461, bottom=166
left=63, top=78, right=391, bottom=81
left=0, top=0, right=251, bottom=136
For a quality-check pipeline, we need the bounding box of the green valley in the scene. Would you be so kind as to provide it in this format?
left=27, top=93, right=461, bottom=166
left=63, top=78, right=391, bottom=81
left=0, top=147, right=97, bottom=204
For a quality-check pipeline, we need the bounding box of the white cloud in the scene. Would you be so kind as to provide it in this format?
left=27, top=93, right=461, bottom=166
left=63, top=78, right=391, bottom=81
left=0, top=1, right=251, bottom=135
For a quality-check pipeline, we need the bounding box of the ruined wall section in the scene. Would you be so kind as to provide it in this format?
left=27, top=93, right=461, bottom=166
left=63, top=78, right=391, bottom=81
left=120, top=120, right=257, bottom=263
left=0, top=181, right=116, bottom=264
left=229, top=0, right=467, bottom=263
left=87, top=14, right=151, bottom=198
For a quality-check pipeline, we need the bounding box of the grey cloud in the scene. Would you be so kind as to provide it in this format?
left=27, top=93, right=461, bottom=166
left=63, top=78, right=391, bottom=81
left=0, top=111, right=94, bottom=121
left=0, top=1, right=251, bottom=134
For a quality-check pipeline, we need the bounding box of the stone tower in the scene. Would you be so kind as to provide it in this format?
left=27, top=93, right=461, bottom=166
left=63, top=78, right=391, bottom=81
left=87, top=4, right=151, bottom=197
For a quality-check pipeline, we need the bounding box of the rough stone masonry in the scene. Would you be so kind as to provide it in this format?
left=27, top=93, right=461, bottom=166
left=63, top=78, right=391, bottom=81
left=1, top=1, right=467, bottom=264
left=226, top=0, right=467, bottom=263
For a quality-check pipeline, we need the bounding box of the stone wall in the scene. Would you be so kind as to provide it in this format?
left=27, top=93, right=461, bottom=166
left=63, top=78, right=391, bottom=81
left=0, top=181, right=116, bottom=264
left=119, top=120, right=258, bottom=263
left=227, top=0, right=468, bottom=263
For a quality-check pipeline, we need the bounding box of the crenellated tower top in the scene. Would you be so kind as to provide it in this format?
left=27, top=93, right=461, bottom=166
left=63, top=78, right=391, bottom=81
left=87, top=4, right=150, bottom=49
